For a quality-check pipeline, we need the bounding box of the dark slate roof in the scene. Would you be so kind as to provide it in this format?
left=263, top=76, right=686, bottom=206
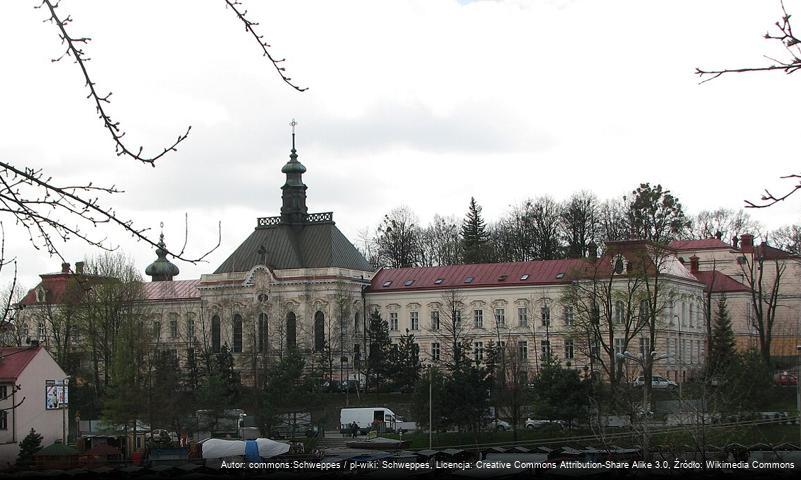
left=214, top=222, right=372, bottom=273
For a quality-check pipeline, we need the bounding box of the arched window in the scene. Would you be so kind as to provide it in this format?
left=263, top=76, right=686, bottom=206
left=211, top=315, right=221, bottom=353
left=258, top=313, right=268, bottom=353
left=314, top=311, right=325, bottom=352
left=354, top=312, right=360, bottom=332
left=233, top=314, right=243, bottom=353
left=286, top=312, right=297, bottom=349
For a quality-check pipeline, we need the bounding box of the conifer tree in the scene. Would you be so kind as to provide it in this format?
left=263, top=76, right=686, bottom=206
left=16, top=428, right=42, bottom=467
left=709, top=295, right=736, bottom=374
left=461, top=197, right=491, bottom=264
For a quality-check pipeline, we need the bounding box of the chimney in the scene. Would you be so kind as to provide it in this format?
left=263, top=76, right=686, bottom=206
left=75, top=261, right=85, bottom=275
left=61, top=262, right=70, bottom=274
left=715, top=231, right=723, bottom=241
left=587, top=241, right=598, bottom=260
left=732, top=236, right=739, bottom=249
left=689, top=255, right=699, bottom=273
left=740, top=234, right=754, bottom=253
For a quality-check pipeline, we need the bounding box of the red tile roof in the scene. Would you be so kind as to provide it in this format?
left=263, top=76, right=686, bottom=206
left=755, top=243, right=798, bottom=260
left=669, top=239, right=732, bottom=251
left=369, top=259, right=592, bottom=293
left=0, top=346, right=42, bottom=381
left=141, top=279, right=201, bottom=302
left=692, top=270, right=750, bottom=293
left=20, top=273, right=107, bottom=306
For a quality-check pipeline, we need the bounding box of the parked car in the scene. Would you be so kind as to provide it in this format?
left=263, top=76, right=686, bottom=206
left=525, top=418, right=566, bottom=430
left=632, top=375, right=678, bottom=390
left=486, top=419, right=511, bottom=431
left=774, top=371, right=798, bottom=386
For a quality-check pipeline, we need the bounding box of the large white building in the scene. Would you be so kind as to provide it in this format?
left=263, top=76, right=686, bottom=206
left=14, top=132, right=799, bottom=386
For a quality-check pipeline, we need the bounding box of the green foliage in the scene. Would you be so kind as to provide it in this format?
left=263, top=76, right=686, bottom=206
left=197, top=345, right=241, bottom=416
left=258, top=349, right=321, bottom=434
left=366, top=309, right=391, bottom=392
left=530, top=355, right=590, bottom=424
left=713, top=349, right=775, bottom=413
left=149, top=350, right=188, bottom=432
left=461, top=197, right=492, bottom=263
left=709, top=295, right=736, bottom=375
left=412, top=367, right=447, bottom=431
left=388, top=330, right=422, bottom=392
left=444, top=359, right=492, bottom=430
left=624, top=183, right=689, bottom=243
left=16, top=428, right=42, bottom=467
left=102, top=316, right=149, bottom=427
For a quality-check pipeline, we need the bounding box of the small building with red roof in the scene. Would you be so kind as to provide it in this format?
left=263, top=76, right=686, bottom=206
left=0, top=346, right=68, bottom=468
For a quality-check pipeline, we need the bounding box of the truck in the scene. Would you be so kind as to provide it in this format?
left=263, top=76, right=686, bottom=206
left=340, top=407, right=399, bottom=435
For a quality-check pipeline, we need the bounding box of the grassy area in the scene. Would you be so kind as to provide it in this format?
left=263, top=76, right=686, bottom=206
left=382, top=423, right=801, bottom=450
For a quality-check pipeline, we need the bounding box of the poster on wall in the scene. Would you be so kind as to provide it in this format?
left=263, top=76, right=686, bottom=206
left=44, top=379, right=69, bottom=410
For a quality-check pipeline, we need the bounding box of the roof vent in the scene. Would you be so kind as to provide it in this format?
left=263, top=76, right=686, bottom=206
left=434, top=278, right=444, bottom=285
left=520, top=274, right=530, bottom=281
left=464, top=276, right=474, bottom=284
left=403, top=280, right=414, bottom=287
left=382, top=281, right=392, bottom=288
left=556, top=272, right=565, bottom=279
left=498, top=274, right=508, bottom=281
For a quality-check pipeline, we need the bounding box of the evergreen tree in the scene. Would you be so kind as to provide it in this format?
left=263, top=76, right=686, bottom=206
left=366, top=310, right=392, bottom=392
left=461, top=197, right=491, bottom=263
left=529, top=355, right=589, bottom=426
left=16, top=428, right=42, bottom=467
left=258, top=349, right=321, bottom=437
left=709, top=295, right=736, bottom=374
left=388, top=330, right=422, bottom=392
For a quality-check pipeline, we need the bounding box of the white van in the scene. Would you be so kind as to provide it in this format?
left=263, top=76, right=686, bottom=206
left=340, top=407, right=398, bottom=435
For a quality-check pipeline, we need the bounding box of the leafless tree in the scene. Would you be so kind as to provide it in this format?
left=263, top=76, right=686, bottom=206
left=419, top=215, right=462, bottom=266
left=560, top=191, right=601, bottom=259
left=739, top=244, right=786, bottom=364
left=690, top=209, right=762, bottom=241
left=429, top=289, right=470, bottom=368
left=3, top=0, right=304, bottom=263
left=696, top=1, right=801, bottom=208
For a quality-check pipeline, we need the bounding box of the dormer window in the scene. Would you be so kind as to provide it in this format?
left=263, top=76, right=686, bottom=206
left=434, top=278, right=444, bottom=285
left=403, top=280, right=414, bottom=287
left=498, top=275, right=508, bottom=282
left=556, top=272, right=565, bottom=279
left=35, top=287, right=46, bottom=303
left=382, top=281, right=392, bottom=288
left=520, top=274, right=529, bottom=281
left=464, top=276, right=474, bottom=284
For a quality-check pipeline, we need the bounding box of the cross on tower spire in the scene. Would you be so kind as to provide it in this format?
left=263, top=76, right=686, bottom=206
left=290, top=118, right=297, bottom=150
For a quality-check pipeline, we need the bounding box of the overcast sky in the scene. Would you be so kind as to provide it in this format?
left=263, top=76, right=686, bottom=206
left=2, top=0, right=801, bottom=289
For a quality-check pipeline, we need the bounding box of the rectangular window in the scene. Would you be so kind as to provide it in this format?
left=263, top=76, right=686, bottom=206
left=639, top=300, right=650, bottom=324
left=639, top=337, right=650, bottom=359
left=0, top=411, right=7, bottom=430
left=540, top=339, right=550, bottom=359
left=431, top=311, right=440, bottom=330
left=432, top=342, right=440, bottom=362
left=187, top=319, right=195, bottom=339
left=170, top=319, right=178, bottom=338
left=153, top=321, right=161, bottom=340
left=565, top=339, right=574, bottom=360
left=681, top=302, right=687, bottom=327
left=186, top=348, right=195, bottom=368
left=390, top=312, right=399, bottom=331
left=518, top=341, right=528, bottom=360
left=564, top=306, right=574, bottom=326
left=474, top=309, right=483, bottom=328
left=495, top=308, right=505, bottom=327
left=590, top=340, right=600, bottom=359
left=454, top=310, right=462, bottom=326
left=474, top=342, right=484, bottom=363
left=689, top=303, right=694, bottom=328
left=410, top=311, right=419, bottom=331
left=541, top=306, right=550, bottom=326
left=518, top=307, right=528, bottom=327
left=615, top=301, right=624, bottom=324
left=614, top=338, right=624, bottom=356
left=0, top=385, right=7, bottom=400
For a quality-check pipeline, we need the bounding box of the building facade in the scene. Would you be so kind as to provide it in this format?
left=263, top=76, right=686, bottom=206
left=12, top=133, right=800, bottom=388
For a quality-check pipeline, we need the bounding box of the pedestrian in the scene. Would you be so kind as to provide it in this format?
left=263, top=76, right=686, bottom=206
left=351, top=421, right=358, bottom=438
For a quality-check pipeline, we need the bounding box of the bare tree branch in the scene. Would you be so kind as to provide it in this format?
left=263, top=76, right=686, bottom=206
left=744, top=174, right=801, bottom=208
left=696, top=1, right=801, bottom=83
left=37, top=0, right=191, bottom=165
left=0, top=161, right=220, bottom=263
left=223, top=0, right=308, bottom=92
